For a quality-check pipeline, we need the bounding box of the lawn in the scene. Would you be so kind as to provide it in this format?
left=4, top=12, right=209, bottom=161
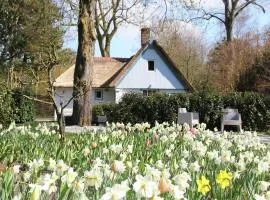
left=0, top=122, right=270, bottom=200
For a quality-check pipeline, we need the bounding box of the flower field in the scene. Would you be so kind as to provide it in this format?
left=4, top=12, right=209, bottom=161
left=0, top=122, right=270, bottom=200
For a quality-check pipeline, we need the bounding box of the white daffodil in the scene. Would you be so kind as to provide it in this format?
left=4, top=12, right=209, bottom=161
left=207, top=150, right=219, bottom=160
left=133, top=175, right=160, bottom=199
left=258, top=161, right=269, bottom=174
left=221, top=150, right=232, bottom=163
left=55, top=160, right=69, bottom=175
left=82, top=147, right=90, bottom=156
left=84, top=169, right=103, bottom=190
left=179, top=158, right=188, bottom=170
left=61, top=168, right=78, bottom=187
left=39, top=173, right=58, bottom=194
left=13, top=165, right=20, bottom=174
left=72, top=178, right=85, bottom=194
left=170, top=185, right=186, bottom=200
left=156, top=160, right=164, bottom=169
left=173, top=172, right=191, bottom=191
left=127, top=145, right=133, bottom=153
left=23, top=171, right=31, bottom=181
left=28, top=159, right=44, bottom=171
left=258, top=181, right=270, bottom=192
left=29, top=184, right=41, bottom=200
left=48, top=158, right=56, bottom=170
left=190, top=161, right=200, bottom=172
left=265, top=191, right=270, bottom=200
left=101, top=180, right=130, bottom=200
left=254, top=194, right=266, bottom=200
left=112, top=160, right=126, bottom=173
left=12, top=194, right=22, bottom=200
left=102, top=148, right=109, bottom=154
left=110, top=144, right=123, bottom=154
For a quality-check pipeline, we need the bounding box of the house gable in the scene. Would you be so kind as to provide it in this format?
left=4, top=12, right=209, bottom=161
left=115, top=42, right=192, bottom=91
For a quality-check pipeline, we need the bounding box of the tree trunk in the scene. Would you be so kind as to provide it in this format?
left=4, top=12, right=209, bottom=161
left=100, top=45, right=110, bottom=57
left=225, top=21, right=233, bottom=42
left=72, top=0, right=96, bottom=126
left=223, top=0, right=233, bottom=42
left=104, top=37, right=111, bottom=57
left=57, top=112, right=65, bottom=141
left=98, top=36, right=111, bottom=57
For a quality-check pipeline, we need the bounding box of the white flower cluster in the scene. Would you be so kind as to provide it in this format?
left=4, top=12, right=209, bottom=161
left=1, top=122, right=270, bottom=200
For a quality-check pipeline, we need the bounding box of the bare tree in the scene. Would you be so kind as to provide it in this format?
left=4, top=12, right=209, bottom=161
left=45, top=46, right=71, bottom=140
left=95, top=0, right=141, bottom=57
left=207, top=33, right=262, bottom=92
left=152, top=20, right=207, bottom=88
left=62, top=0, right=174, bottom=57
left=183, top=0, right=266, bottom=42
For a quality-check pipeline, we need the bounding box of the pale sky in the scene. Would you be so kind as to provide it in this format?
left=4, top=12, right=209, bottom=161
left=63, top=1, right=270, bottom=58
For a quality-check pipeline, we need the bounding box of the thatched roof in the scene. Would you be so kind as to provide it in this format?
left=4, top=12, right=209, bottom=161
left=53, top=57, right=129, bottom=88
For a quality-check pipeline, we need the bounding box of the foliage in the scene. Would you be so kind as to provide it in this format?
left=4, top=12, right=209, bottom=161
left=92, top=104, right=105, bottom=116
left=0, top=86, right=15, bottom=127
left=207, top=37, right=260, bottom=92
left=0, top=87, right=35, bottom=127
left=188, top=92, right=223, bottom=130
left=0, top=0, right=65, bottom=95
left=0, top=0, right=63, bottom=66
left=223, top=92, right=270, bottom=131
left=0, top=123, right=270, bottom=199
left=11, top=88, right=35, bottom=124
left=98, top=92, right=270, bottom=131
left=237, top=46, right=270, bottom=94
left=153, top=21, right=207, bottom=89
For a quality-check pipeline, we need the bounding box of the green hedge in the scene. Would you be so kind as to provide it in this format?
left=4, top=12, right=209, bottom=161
left=94, top=92, right=270, bottom=131
left=0, top=87, right=35, bottom=127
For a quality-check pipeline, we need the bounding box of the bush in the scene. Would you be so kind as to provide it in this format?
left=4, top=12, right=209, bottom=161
left=97, top=92, right=270, bottom=131
left=12, top=88, right=35, bottom=124
left=0, top=87, right=35, bottom=127
left=0, top=87, right=15, bottom=127
left=92, top=104, right=105, bottom=116
left=223, top=92, right=270, bottom=131
left=189, top=91, right=223, bottom=130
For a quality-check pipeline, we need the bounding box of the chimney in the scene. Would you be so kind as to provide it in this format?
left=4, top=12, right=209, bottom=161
left=141, top=28, right=151, bottom=47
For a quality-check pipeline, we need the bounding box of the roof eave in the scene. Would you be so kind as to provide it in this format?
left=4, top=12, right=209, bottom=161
left=152, top=40, right=196, bottom=92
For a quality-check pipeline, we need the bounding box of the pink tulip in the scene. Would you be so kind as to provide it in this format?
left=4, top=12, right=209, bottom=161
left=146, top=139, right=152, bottom=146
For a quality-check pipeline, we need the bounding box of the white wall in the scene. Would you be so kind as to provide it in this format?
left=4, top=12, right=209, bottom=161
left=116, top=45, right=187, bottom=90
left=92, top=88, right=115, bottom=104
left=54, top=87, right=115, bottom=119
left=55, top=88, right=73, bottom=118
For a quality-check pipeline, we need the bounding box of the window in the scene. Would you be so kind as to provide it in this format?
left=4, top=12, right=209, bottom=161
left=148, top=60, right=155, bottom=71
left=95, top=90, right=103, bottom=100
left=143, top=90, right=157, bottom=96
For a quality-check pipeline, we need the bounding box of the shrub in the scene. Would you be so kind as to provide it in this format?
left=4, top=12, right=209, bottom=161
left=12, top=88, right=35, bottom=124
left=223, top=92, right=270, bottom=131
left=0, top=87, right=15, bottom=127
left=0, top=87, right=35, bottom=127
left=98, top=92, right=270, bottom=131
left=92, top=104, right=105, bottom=116
left=189, top=92, right=223, bottom=130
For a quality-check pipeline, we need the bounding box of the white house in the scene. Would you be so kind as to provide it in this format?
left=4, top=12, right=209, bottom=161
left=53, top=28, right=194, bottom=118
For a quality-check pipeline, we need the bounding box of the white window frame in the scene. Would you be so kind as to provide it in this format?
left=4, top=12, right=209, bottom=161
left=95, top=89, right=103, bottom=100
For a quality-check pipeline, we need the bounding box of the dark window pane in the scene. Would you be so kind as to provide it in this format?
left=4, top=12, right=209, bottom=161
left=95, top=90, right=103, bottom=99
left=148, top=61, right=155, bottom=71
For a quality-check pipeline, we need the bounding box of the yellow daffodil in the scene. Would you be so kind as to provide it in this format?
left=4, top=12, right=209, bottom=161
left=216, top=170, right=233, bottom=189
left=197, top=176, right=211, bottom=196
